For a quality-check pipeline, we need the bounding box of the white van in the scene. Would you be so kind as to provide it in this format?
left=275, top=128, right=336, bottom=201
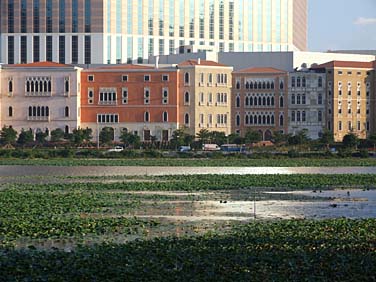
left=202, top=144, right=220, bottom=151
left=179, top=146, right=191, bottom=152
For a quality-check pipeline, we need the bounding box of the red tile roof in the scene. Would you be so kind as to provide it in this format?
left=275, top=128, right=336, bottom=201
left=178, top=60, right=229, bottom=67
left=93, top=64, right=155, bottom=70
left=8, top=61, right=73, bottom=68
left=312, top=61, right=374, bottom=69
left=234, top=67, right=287, bottom=74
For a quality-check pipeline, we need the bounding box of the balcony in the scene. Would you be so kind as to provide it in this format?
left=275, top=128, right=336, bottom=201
left=25, top=92, right=52, bottom=97
left=27, top=116, right=50, bottom=122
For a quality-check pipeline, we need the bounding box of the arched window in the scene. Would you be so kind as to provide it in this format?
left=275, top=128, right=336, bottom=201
left=250, top=82, right=254, bottom=89
left=291, top=111, right=296, bottom=122
left=279, top=81, right=284, bottom=90
left=184, top=113, right=190, bottom=125
left=65, top=125, right=69, bottom=134
left=267, top=115, right=270, bottom=124
left=35, top=81, right=39, bottom=92
left=271, top=82, right=274, bottom=89
left=245, top=96, right=249, bottom=107
left=249, top=115, right=253, bottom=124
left=265, top=130, right=272, bottom=141
left=297, top=77, right=301, bottom=87
left=37, top=106, right=41, bottom=116
left=46, top=107, right=49, bottom=117
left=26, top=81, right=30, bottom=92
left=33, top=106, right=36, bottom=116
left=254, top=97, right=258, bottom=106
left=245, top=82, right=250, bottom=89
left=65, top=80, right=69, bottom=93
left=245, top=115, right=249, bottom=125
left=184, top=92, right=190, bottom=104
left=31, top=81, right=35, bottom=92
left=291, top=77, right=296, bottom=87
left=250, top=97, right=253, bottom=106
left=236, top=96, right=240, bottom=107
left=267, top=97, right=271, bottom=106
left=280, top=96, right=284, bottom=108
left=258, top=82, right=262, bottom=89
left=254, top=82, right=258, bottom=89
left=236, top=81, right=240, bottom=89
left=263, top=115, right=266, bottom=124
left=48, top=81, right=52, bottom=92
left=39, top=81, right=43, bottom=92
left=44, top=81, right=48, bottom=92
left=267, top=82, right=270, bottom=89
left=302, top=77, right=306, bottom=87
left=8, top=106, right=13, bottom=117
left=29, top=106, right=32, bottom=117
left=163, top=111, right=168, bottom=122
left=8, top=80, right=13, bottom=92
left=279, top=115, right=284, bottom=126
left=292, top=94, right=296, bottom=104
left=263, top=97, right=266, bottom=106
left=41, top=106, right=45, bottom=117
left=65, top=106, right=70, bottom=117
left=271, top=97, right=275, bottom=106
left=318, top=93, right=323, bottom=105
left=262, top=82, right=266, bottom=89
left=258, top=97, right=262, bottom=106
left=144, top=111, right=150, bottom=122
left=271, top=115, right=275, bottom=124
left=184, top=72, right=190, bottom=84
left=254, top=115, right=258, bottom=125
left=258, top=115, right=262, bottom=124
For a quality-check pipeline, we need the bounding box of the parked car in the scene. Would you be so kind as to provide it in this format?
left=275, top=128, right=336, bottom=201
left=202, top=144, right=221, bottom=151
left=178, top=146, right=191, bottom=152
left=107, top=146, right=124, bottom=152
left=220, top=144, right=246, bottom=152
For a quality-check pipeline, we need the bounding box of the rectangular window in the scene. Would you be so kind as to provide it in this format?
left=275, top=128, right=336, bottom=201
left=85, top=36, right=91, bottom=64
left=122, top=87, right=128, bottom=104
left=159, top=0, right=164, bottom=36
left=338, top=121, right=342, bottom=131
left=20, top=36, right=27, bottom=64
left=357, top=121, right=361, bottom=131
left=33, top=36, right=40, bottom=62
left=122, top=75, right=128, bottom=82
left=72, top=0, right=78, bottom=32
left=97, top=114, right=119, bottom=123
left=144, top=75, right=150, bottom=82
left=162, top=74, right=169, bottom=81
left=59, top=0, right=66, bottom=33
left=21, top=0, right=27, bottom=33
left=85, top=0, right=91, bottom=32
left=8, top=0, right=15, bottom=33
left=59, top=36, right=65, bottom=64
left=46, top=0, right=53, bottom=33
left=72, top=36, right=78, bottom=64
left=46, top=36, right=53, bottom=62
left=88, top=75, right=94, bottom=82
left=33, top=0, right=40, bottom=33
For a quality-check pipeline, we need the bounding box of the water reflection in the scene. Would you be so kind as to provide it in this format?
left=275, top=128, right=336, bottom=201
left=1, top=165, right=376, bottom=177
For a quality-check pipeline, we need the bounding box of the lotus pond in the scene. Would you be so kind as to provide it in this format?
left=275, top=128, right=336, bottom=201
left=1, top=174, right=376, bottom=280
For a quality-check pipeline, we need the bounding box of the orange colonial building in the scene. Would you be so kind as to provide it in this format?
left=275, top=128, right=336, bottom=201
left=81, top=65, right=180, bottom=142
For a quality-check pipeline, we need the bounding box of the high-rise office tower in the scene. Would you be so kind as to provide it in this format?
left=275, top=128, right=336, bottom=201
left=0, top=0, right=307, bottom=65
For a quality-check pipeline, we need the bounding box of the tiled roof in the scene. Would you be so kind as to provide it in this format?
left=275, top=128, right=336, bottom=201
left=7, top=61, right=73, bottom=68
left=234, top=67, right=287, bottom=74
left=178, top=60, right=229, bottom=67
left=312, top=61, right=374, bottom=69
left=93, top=64, right=155, bottom=70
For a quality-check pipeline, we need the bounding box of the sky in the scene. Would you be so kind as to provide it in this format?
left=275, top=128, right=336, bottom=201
left=308, top=0, right=376, bottom=51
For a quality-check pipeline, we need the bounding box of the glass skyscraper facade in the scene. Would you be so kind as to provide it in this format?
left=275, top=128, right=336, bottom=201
left=0, top=0, right=307, bottom=64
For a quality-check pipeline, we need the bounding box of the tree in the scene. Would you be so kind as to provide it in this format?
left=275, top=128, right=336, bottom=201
left=99, top=127, right=114, bottom=145
left=367, top=134, right=376, bottom=150
left=0, top=126, right=17, bottom=145
left=319, top=129, right=334, bottom=149
left=17, top=129, right=34, bottom=146
left=70, top=128, right=93, bottom=146
left=343, top=133, right=359, bottom=149
left=196, top=129, right=211, bottom=144
left=35, top=131, right=48, bottom=144
left=227, top=133, right=245, bottom=145
left=50, top=128, right=65, bottom=142
left=288, top=129, right=310, bottom=146
left=272, top=131, right=289, bottom=145
left=209, top=131, right=227, bottom=145
left=120, top=131, right=141, bottom=149
left=244, top=129, right=262, bottom=144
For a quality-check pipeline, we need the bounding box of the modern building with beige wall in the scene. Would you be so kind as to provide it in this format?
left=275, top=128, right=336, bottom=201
left=315, top=61, right=375, bottom=142
left=232, top=67, right=288, bottom=140
left=0, top=62, right=82, bottom=137
left=0, top=0, right=307, bottom=65
left=178, top=59, right=233, bottom=136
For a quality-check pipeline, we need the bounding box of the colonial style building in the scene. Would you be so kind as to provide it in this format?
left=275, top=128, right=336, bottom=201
left=0, top=62, right=82, bottom=137
left=288, top=70, right=326, bottom=139
left=232, top=67, right=288, bottom=140
left=314, top=61, right=375, bottom=142
left=178, top=59, right=233, bottom=136
left=80, top=64, right=180, bottom=142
